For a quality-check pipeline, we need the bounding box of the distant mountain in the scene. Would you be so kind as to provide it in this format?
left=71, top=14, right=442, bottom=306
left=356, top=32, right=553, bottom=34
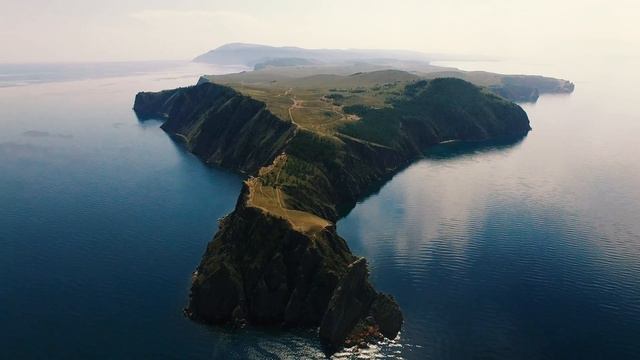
left=193, top=43, right=431, bottom=66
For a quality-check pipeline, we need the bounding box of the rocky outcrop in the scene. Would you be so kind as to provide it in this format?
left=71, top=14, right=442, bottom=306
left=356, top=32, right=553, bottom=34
left=422, top=71, right=574, bottom=103
left=187, top=184, right=354, bottom=327
left=134, top=77, right=530, bottom=355
left=493, top=75, right=575, bottom=102
left=319, top=258, right=402, bottom=350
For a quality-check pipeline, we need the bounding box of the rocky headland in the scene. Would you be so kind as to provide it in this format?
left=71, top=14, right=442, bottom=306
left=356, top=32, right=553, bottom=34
left=134, top=73, right=532, bottom=354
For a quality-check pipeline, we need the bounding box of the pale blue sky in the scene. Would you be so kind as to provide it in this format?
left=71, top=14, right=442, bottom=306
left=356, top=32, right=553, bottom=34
left=1, top=0, right=638, bottom=63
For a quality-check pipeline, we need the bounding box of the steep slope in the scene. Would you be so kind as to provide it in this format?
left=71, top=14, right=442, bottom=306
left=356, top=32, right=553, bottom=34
left=135, top=83, right=295, bottom=174
left=133, top=75, right=530, bottom=354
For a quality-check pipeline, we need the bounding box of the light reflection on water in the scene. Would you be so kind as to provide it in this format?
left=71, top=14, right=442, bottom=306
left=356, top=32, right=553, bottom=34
left=338, top=60, right=640, bottom=359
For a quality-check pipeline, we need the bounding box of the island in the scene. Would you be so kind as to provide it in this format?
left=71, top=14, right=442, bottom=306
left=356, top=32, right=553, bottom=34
left=134, top=51, right=572, bottom=354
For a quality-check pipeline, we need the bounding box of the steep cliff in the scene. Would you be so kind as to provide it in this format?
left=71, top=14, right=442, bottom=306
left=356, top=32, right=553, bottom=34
left=133, top=76, right=530, bottom=354
left=188, top=184, right=353, bottom=326
left=134, top=83, right=295, bottom=174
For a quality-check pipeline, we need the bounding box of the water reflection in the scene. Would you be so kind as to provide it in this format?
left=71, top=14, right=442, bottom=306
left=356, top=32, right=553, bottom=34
left=337, top=136, right=527, bottom=219
left=338, top=64, right=640, bottom=358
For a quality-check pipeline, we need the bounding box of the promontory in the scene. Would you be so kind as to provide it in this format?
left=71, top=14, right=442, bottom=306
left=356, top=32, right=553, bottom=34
left=133, top=63, right=569, bottom=354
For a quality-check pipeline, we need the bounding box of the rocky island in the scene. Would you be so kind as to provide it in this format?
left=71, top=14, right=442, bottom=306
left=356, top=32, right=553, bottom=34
left=134, top=54, right=570, bottom=354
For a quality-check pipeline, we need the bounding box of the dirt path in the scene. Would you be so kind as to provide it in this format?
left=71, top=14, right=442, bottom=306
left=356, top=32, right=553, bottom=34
left=287, top=89, right=304, bottom=125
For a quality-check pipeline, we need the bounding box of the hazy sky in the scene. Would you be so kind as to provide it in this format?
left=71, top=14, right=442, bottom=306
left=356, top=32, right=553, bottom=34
left=1, top=0, right=638, bottom=63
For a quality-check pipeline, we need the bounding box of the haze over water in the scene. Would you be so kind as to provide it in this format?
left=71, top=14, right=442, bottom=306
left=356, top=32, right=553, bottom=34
left=1, top=53, right=639, bottom=359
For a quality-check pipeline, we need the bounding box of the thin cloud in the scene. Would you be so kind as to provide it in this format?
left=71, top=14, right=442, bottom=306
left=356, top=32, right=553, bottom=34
left=128, top=9, right=257, bottom=24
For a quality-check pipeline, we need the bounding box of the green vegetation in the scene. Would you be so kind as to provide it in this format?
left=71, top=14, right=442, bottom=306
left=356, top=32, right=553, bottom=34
left=340, top=106, right=400, bottom=146
left=137, top=70, right=532, bottom=234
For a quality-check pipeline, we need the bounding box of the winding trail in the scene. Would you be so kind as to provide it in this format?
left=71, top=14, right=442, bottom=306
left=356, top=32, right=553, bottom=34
left=286, top=88, right=303, bottom=126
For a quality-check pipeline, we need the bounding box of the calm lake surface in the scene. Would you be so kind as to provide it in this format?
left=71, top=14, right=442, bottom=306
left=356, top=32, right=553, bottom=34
left=1, top=58, right=639, bottom=359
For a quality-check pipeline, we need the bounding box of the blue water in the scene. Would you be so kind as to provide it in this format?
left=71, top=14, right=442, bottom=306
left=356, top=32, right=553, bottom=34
left=1, top=60, right=639, bottom=359
left=0, top=63, right=324, bottom=358
left=340, top=60, right=640, bottom=359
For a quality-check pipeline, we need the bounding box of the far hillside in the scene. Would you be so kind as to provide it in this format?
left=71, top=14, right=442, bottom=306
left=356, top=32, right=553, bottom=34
left=195, top=43, right=574, bottom=102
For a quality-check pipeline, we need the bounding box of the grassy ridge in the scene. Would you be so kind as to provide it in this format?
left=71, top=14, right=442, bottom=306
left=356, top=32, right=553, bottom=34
left=228, top=76, right=530, bottom=224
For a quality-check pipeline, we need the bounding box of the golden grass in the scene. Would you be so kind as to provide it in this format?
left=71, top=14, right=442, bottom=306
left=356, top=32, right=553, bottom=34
left=248, top=156, right=331, bottom=234
left=205, top=72, right=406, bottom=137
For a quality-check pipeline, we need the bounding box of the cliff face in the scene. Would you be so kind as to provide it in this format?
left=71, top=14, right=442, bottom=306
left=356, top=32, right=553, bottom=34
left=134, top=83, right=295, bottom=174
left=133, top=78, right=530, bottom=354
left=320, top=258, right=403, bottom=349
left=188, top=184, right=353, bottom=326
